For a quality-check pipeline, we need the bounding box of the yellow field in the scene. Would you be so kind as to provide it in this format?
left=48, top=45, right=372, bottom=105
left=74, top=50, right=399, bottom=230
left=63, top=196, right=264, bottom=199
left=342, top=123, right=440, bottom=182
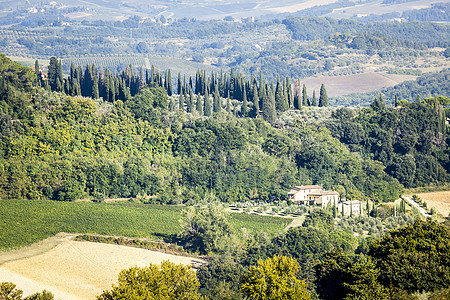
left=414, top=191, right=450, bottom=218
left=0, top=238, right=204, bottom=299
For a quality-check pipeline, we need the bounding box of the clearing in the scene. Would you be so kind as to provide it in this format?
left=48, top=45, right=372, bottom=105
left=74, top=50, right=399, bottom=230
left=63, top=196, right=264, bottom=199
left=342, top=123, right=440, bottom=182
left=0, top=235, right=204, bottom=300
left=413, top=191, right=450, bottom=218
left=301, top=71, right=417, bottom=97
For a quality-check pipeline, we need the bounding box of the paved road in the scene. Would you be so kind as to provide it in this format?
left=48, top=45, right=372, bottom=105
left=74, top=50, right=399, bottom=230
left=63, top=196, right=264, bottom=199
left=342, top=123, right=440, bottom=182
left=403, top=196, right=431, bottom=217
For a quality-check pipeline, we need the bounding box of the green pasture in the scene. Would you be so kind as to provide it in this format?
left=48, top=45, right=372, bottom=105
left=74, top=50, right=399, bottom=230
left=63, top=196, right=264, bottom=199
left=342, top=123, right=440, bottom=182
left=0, top=199, right=290, bottom=251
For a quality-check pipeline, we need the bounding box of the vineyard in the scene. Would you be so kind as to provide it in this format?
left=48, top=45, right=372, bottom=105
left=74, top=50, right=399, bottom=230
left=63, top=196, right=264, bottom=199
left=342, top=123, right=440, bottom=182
left=0, top=199, right=289, bottom=251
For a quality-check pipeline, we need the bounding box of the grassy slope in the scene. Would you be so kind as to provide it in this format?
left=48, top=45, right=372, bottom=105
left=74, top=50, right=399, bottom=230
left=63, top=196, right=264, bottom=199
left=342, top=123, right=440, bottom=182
left=0, top=199, right=291, bottom=251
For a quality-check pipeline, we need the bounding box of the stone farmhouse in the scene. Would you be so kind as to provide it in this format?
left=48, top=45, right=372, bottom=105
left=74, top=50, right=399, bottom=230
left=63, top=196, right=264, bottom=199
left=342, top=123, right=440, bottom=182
left=288, top=185, right=362, bottom=216
left=288, top=185, right=339, bottom=208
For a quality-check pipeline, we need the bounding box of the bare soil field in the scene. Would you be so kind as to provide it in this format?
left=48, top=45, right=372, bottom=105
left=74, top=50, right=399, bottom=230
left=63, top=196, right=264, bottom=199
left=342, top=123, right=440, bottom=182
left=0, top=237, right=204, bottom=300
left=301, top=71, right=417, bottom=97
left=413, top=191, right=450, bottom=218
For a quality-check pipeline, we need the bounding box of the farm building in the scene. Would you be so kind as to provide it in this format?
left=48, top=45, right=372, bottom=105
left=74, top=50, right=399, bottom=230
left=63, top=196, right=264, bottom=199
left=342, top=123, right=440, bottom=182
left=339, top=200, right=362, bottom=217
left=307, top=190, right=339, bottom=208
left=288, top=185, right=339, bottom=208
left=289, top=185, right=363, bottom=216
left=288, top=185, right=324, bottom=204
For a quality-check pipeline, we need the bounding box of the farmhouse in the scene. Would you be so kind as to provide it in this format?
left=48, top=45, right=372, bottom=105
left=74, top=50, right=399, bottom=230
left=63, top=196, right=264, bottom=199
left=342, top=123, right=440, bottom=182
left=288, top=185, right=363, bottom=216
left=288, top=185, right=323, bottom=204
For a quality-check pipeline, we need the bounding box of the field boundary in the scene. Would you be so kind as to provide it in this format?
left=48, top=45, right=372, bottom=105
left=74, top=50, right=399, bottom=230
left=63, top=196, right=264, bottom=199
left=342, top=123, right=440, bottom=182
left=0, top=232, right=76, bottom=266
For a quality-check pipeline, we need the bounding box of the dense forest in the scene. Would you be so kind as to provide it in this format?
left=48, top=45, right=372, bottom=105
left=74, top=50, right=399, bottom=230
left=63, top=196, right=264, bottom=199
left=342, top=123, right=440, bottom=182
left=1, top=54, right=448, bottom=204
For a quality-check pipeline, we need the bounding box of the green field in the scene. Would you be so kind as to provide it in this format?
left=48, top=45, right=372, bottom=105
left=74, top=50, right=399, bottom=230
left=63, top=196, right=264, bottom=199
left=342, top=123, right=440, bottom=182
left=0, top=199, right=290, bottom=251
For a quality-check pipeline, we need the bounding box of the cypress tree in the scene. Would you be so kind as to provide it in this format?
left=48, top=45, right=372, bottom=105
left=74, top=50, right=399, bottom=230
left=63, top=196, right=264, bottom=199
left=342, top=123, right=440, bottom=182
left=169, top=96, right=175, bottom=112
left=213, top=84, right=221, bottom=114
left=204, top=88, right=212, bottom=116
left=312, top=90, right=317, bottom=106
left=167, top=69, right=173, bottom=96
left=34, top=60, right=40, bottom=87
left=319, top=84, right=328, bottom=107
left=151, top=65, right=155, bottom=83
left=302, top=84, right=308, bottom=107
left=57, top=59, right=63, bottom=91
left=241, top=86, right=248, bottom=117
left=394, top=93, right=398, bottom=107
left=178, top=72, right=182, bottom=95
left=252, top=85, right=260, bottom=117
left=47, top=57, right=59, bottom=91
left=92, top=64, right=99, bottom=99
left=262, top=86, right=276, bottom=124
left=229, top=68, right=235, bottom=99
left=188, top=87, right=195, bottom=113
left=196, top=93, right=203, bottom=115
left=179, top=93, right=185, bottom=111
left=226, top=95, right=231, bottom=114
left=286, top=77, right=293, bottom=108
left=275, top=75, right=287, bottom=111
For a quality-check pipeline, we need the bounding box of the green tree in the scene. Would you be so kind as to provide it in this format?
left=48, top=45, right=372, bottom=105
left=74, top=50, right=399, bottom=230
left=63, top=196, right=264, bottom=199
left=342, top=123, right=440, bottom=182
left=179, top=203, right=231, bottom=254
left=315, top=249, right=387, bottom=300
left=262, top=87, right=276, bottom=124
left=368, top=218, right=450, bottom=294
left=241, top=255, right=310, bottom=300
left=319, top=84, right=328, bottom=107
left=47, top=57, right=59, bottom=91
left=252, top=85, right=260, bottom=117
left=302, top=84, right=308, bottom=106
left=242, top=87, right=248, bottom=117
left=97, top=261, right=201, bottom=300
left=312, top=90, right=317, bottom=106
left=213, top=84, right=221, bottom=114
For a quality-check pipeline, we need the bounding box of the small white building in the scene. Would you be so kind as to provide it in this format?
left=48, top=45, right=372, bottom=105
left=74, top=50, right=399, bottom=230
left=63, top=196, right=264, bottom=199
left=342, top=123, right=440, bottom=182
left=339, top=200, right=362, bottom=217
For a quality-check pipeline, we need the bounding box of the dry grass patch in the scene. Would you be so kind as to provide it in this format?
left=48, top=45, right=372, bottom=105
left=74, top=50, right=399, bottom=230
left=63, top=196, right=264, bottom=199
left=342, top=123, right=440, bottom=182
left=0, top=240, right=205, bottom=300
left=414, top=191, right=450, bottom=218
left=301, top=72, right=417, bottom=97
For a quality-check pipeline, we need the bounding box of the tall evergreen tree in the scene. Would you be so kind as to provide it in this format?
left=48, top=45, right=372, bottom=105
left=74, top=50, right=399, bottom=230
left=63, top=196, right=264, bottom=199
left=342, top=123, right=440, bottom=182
left=47, top=57, right=59, bottom=91
left=213, top=84, right=221, bottom=114
left=286, top=77, right=293, bottom=108
left=241, top=87, right=248, bottom=117
left=166, top=69, right=173, bottom=96
left=179, top=93, right=185, bottom=111
left=34, top=60, right=40, bottom=87
left=252, top=85, right=260, bottom=117
left=302, top=84, right=308, bottom=107
left=92, top=64, right=99, bottom=99
left=188, top=87, right=195, bottom=113
left=319, top=84, right=328, bottom=107
left=262, top=86, right=276, bottom=124
left=204, top=88, right=212, bottom=117
left=394, top=93, right=399, bottom=107
left=275, top=75, right=287, bottom=112
left=196, top=93, right=203, bottom=115
left=226, top=95, right=231, bottom=114
left=178, top=72, right=182, bottom=95
left=312, top=90, right=317, bottom=106
left=229, top=68, right=235, bottom=99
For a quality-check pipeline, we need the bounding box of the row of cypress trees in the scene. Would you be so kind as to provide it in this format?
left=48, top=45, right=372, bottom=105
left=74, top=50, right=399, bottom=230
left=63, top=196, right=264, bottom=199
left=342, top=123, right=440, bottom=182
left=35, top=58, right=329, bottom=122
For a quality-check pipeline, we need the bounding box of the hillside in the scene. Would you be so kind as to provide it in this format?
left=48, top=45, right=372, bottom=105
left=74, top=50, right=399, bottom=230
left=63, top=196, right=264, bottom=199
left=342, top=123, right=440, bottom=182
left=1, top=54, right=448, bottom=205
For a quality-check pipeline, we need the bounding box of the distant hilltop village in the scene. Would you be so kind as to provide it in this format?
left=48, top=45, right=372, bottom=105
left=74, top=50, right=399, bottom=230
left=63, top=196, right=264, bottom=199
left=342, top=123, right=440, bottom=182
left=288, top=185, right=362, bottom=216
